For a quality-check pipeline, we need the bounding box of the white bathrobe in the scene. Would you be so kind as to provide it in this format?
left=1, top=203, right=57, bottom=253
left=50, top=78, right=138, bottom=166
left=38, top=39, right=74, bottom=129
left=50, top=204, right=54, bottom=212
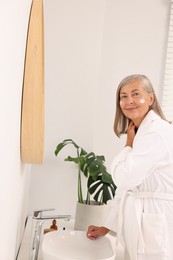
left=104, top=110, right=173, bottom=260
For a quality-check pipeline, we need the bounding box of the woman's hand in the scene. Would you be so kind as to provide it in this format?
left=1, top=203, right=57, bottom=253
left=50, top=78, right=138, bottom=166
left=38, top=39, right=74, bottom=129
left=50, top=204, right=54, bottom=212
left=125, top=121, right=136, bottom=147
left=86, top=225, right=109, bottom=240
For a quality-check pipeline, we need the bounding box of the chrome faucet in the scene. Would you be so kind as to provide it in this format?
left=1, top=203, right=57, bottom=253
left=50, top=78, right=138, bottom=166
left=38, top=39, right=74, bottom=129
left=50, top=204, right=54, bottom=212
left=30, top=208, right=71, bottom=260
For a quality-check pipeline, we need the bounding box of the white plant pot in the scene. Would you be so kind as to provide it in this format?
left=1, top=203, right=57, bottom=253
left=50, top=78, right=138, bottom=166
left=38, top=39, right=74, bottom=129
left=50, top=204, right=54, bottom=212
left=74, top=201, right=106, bottom=231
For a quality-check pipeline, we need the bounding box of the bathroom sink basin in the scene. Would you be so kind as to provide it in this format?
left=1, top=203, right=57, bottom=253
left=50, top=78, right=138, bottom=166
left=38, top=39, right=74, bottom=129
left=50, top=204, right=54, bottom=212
left=42, top=229, right=115, bottom=260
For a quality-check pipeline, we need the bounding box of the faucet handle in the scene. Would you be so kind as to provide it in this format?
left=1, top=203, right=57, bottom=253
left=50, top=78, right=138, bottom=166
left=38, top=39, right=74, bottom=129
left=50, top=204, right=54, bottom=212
left=33, top=208, right=55, bottom=217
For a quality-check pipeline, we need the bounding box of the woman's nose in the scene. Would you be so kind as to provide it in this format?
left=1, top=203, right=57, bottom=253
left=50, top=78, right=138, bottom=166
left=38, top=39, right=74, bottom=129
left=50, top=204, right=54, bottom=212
left=126, top=96, right=134, bottom=104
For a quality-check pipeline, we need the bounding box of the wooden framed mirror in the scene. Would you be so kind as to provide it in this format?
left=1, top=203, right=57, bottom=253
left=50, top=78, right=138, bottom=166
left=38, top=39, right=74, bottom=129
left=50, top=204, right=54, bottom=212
left=21, top=0, right=44, bottom=164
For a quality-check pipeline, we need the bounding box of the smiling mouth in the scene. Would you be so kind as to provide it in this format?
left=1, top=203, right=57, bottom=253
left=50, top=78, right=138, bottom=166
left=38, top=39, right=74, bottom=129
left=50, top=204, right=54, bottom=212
left=126, top=107, right=138, bottom=111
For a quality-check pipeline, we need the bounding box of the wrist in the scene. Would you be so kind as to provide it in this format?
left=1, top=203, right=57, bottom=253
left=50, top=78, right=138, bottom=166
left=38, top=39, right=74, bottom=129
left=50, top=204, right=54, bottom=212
left=125, top=141, right=133, bottom=147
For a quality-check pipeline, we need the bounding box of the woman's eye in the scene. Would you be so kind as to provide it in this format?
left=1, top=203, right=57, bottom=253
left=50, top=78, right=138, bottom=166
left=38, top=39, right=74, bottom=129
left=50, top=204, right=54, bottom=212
left=133, top=92, right=140, bottom=97
left=120, top=95, right=127, bottom=100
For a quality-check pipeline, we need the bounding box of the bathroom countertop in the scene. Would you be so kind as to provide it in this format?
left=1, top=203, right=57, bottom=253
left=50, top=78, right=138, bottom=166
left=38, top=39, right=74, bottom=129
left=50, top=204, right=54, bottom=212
left=17, top=216, right=32, bottom=260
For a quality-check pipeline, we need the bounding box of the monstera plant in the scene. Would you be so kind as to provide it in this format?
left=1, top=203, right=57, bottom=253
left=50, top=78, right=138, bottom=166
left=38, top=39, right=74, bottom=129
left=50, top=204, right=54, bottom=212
left=55, top=139, right=116, bottom=205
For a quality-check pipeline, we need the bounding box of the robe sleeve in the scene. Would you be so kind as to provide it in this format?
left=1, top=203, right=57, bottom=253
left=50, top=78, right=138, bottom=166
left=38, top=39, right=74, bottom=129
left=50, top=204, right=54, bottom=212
left=101, top=148, right=132, bottom=232
left=101, top=197, right=119, bottom=232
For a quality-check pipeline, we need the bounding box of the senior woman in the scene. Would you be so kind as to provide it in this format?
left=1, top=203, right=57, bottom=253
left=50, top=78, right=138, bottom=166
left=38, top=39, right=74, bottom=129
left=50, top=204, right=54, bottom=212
left=86, top=74, right=173, bottom=260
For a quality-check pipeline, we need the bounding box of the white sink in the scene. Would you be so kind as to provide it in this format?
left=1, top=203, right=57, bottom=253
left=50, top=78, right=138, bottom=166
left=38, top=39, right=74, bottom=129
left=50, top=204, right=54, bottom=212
left=42, top=229, right=115, bottom=260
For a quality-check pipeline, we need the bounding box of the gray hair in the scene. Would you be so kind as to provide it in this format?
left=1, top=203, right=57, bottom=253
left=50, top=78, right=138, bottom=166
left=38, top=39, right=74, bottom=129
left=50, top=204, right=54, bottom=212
left=113, top=74, right=167, bottom=137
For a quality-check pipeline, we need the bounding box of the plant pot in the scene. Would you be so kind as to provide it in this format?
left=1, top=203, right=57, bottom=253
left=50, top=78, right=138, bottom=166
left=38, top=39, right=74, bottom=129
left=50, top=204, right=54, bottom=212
left=74, top=201, right=106, bottom=231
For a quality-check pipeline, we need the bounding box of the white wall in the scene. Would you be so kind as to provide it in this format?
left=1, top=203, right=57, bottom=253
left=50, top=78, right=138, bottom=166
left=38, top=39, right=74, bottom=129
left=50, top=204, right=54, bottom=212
left=92, top=0, right=170, bottom=164
left=29, top=0, right=170, bottom=218
left=0, top=1, right=32, bottom=259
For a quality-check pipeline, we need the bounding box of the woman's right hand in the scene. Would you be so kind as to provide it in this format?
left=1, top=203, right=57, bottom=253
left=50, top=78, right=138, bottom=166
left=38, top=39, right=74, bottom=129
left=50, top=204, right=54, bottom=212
left=86, top=225, right=109, bottom=240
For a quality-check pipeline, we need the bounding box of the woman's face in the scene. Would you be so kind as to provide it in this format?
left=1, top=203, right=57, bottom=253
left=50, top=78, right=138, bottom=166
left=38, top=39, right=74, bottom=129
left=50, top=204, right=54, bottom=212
left=119, top=80, right=154, bottom=127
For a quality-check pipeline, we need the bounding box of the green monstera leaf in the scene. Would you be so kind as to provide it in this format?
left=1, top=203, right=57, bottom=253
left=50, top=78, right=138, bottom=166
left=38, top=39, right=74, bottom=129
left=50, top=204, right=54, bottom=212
left=55, top=139, right=116, bottom=204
